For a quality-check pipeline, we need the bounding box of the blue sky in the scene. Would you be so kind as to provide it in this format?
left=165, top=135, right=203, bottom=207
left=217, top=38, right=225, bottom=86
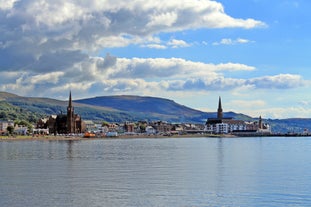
left=1, top=0, right=311, bottom=118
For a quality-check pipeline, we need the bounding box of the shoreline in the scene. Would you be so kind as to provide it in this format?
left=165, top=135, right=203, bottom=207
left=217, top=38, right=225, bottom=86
left=1, top=133, right=310, bottom=141
left=0, top=134, right=232, bottom=141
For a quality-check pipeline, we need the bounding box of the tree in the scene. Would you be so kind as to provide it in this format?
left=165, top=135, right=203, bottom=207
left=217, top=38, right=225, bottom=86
left=139, top=123, right=146, bottom=133
left=0, top=111, right=7, bottom=119
left=7, top=125, right=14, bottom=135
left=102, top=121, right=110, bottom=127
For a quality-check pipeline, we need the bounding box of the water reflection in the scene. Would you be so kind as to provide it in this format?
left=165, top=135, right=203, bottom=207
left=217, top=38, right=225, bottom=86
left=216, top=138, right=224, bottom=196
left=1, top=137, right=311, bottom=207
left=66, top=140, right=74, bottom=159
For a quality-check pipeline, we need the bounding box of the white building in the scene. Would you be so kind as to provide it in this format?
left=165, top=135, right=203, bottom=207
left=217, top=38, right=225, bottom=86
left=146, top=126, right=156, bottom=135
left=204, top=97, right=271, bottom=135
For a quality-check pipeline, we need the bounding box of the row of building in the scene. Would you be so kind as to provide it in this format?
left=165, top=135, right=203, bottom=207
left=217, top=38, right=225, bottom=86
left=0, top=120, right=29, bottom=135
left=34, top=92, right=208, bottom=136
left=36, top=94, right=270, bottom=136
left=0, top=92, right=271, bottom=136
left=205, top=97, right=271, bottom=135
left=83, top=120, right=205, bottom=136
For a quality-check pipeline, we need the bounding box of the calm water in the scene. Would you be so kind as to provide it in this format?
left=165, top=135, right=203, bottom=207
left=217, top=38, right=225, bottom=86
left=1, top=137, right=311, bottom=207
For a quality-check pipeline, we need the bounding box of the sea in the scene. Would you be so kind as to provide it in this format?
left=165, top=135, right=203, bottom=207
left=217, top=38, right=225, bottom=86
left=1, top=137, right=311, bottom=207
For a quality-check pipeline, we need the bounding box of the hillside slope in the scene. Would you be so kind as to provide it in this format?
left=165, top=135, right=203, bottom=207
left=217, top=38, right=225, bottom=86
left=0, top=92, right=247, bottom=123
left=75, top=95, right=208, bottom=122
left=0, top=92, right=133, bottom=122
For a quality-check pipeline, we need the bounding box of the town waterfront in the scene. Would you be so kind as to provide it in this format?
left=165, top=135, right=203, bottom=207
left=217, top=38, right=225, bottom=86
left=1, top=137, right=311, bottom=207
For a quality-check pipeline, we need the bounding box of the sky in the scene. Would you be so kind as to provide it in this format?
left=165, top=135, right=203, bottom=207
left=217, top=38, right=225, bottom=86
left=1, top=0, right=311, bottom=119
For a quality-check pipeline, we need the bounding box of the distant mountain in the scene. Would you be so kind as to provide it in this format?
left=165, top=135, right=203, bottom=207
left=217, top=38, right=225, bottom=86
left=0, top=92, right=250, bottom=124
left=75, top=95, right=253, bottom=123
left=267, top=118, right=311, bottom=134
left=0, top=92, right=134, bottom=123
left=75, top=95, right=205, bottom=123
left=1, top=91, right=310, bottom=133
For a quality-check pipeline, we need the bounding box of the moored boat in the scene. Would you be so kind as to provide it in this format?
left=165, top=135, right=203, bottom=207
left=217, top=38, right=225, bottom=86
left=106, top=131, right=118, bottom=137
left=83, top=132, right=96, bottom=138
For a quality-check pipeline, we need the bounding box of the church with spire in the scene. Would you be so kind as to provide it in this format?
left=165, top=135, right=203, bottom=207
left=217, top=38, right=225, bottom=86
left=217, top=96, right=223, bottom=120
left=66, top=91, right=75, bottom=134
left=47, top=92, right=85, bottom=135
left=205, top=97, right=271, bottom=134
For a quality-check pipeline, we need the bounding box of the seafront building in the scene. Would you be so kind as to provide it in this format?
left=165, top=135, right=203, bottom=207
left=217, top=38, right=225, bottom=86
left=204, top=97, right=271, bottom=135
left=36, top=92, right=86, bottom=135
left=33, top=93, right=270, bottom=136
left=0, top=120, right=30, bottom=135
left=0, top=120, right=13, bottom=135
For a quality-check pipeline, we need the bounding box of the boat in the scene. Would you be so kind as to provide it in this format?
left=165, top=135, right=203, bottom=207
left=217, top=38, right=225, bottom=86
left=106, top=131, right=118, bottom=137
left=83, top=132, right=96, bottom=138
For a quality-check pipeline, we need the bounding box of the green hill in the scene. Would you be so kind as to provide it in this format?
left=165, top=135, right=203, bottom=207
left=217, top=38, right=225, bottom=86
left=0, top=92, right=138, bottom=123
left=75, top=95, right=207, bottom=123
left=0, top=92, right=250, bottom=124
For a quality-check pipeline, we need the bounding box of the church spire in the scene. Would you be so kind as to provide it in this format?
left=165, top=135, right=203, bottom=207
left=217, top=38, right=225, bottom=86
left=67, top=91, right=75, bottom=134
left=68, top=91, right=72, bottom=108
left=217, top=96, right=223, bottom=119
left=258, top=115, right=263, bottom=129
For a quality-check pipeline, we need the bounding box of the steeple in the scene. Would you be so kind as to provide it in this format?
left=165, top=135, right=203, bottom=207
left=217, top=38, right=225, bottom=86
left=258, top=115, right=263, bottom=129
left=67, top=91, right=75, bottom=134
left=68, top=91, right=72, bottom=108
left=217, top=96, right=223, bottom=119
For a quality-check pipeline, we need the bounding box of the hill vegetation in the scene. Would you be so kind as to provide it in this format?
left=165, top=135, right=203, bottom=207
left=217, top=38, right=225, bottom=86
left=0, top=92, right=249, bottom=124
left=75, top=95, right=211, bottom=123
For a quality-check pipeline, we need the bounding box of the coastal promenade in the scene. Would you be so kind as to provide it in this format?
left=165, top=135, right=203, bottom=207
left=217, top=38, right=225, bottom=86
left=0, top=133, right=230, bottom=141
left=1, top=133, right=311, bottom=141
left=0, top=135, right=84, bottom=141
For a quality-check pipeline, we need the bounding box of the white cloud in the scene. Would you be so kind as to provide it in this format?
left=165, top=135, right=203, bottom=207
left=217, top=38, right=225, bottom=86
left=107, top=57, right=256, bottom=79
left=147, top=12, right=178, bottom=28
left=141, top=39, right=192, bottom=49
left=216, top=63, right=255, bottom=71
left=0, top=0, right=268, bottom=99
left=29, top=72, right=64, bottom=85
left=1, top=1, right=309, bottom=120
left=0, top=0, right=18, bottom=10
left=141, top=44, right=167, bottom=49
left=0, top=0, right=266, bottom=73
left=167, top=39, right=191, bottom=48
left=0, top=53, right=306, bottom=98
left=247, top=74, right=307, bottom=89
left=237, top=38, right=251, bottom=44
left=213, top=38, right=253, bottom=45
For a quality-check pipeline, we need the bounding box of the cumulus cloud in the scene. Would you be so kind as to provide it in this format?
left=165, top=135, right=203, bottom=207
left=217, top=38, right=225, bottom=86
left=0, top=0, right=265, bottom=73
left=2, top=52, right=306, bottom=98
left=213, top=38, right=253, bottom=45
left=5, top=0, right=303, bottom=101
left=247, top=74, right=306, bottom=89
left=29, top=72, right=64, bottom=85
left=167, top=39, right=191, bottom=48
left=141, top=39, right=191, bottom=49
left=141, top=44, right=167, bottom=49
left=0, top=0, right=17, bottom=10
left=107, top=57, right=255, bottom=79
